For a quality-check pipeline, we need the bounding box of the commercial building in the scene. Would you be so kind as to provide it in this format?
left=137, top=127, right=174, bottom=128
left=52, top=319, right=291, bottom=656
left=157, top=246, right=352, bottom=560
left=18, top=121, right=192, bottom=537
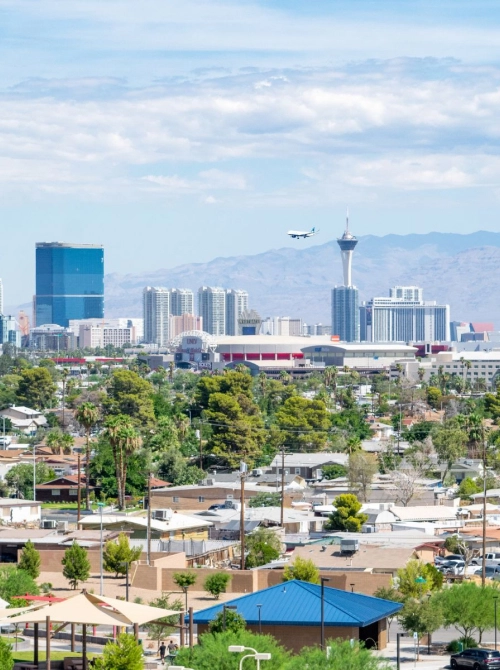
left=34, top=242, right=104, bottom=327
left=332, top=215, right=360, bottom=342
left=30, top=324, right=76, bottom=351
left=69, top=318, right=143, bottom=344
left=78, top=324, right=135, bottom=349
left=300, top=342, right=417, bottom=369
left=238, top=309, right=262, bottom=335
left=261, top=316, right=303, bottom=336
left=360, top=287, right=450, bottom=342
left=170, top=288, right=194, bottom=316
left=424, top=350, right=500, bottom=388
left=225, top=289, right=249, bottom=336
left=143, top=286, right=170, bottom=346
left=169, top=313, right=203, bottom=338
left=198, top=286, right=226, bottom=336
left=0, top=315, right=20, bottom=347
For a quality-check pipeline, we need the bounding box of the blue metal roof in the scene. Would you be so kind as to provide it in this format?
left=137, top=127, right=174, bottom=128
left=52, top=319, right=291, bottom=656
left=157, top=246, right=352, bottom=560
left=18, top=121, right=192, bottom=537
left=189, top=580, right=403, bottom=628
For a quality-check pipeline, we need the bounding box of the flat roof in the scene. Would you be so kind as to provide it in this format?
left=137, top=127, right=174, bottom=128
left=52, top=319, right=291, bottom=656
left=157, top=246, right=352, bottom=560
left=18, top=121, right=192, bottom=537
left=36, top=242, right=103, bottom=249
left=291, top=543, right=415, bottom=570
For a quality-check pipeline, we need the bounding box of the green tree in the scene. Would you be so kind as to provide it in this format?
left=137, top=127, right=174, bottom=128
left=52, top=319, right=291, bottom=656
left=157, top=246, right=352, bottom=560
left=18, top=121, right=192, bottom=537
left=347, top=452, right=378, bottom=502
left=426, top=387, right=443, bottom=409
left=16, top=367, right=57, bottom=409
left=175, top=630, right=289, bottom=670
left=104, top=369, right=155, bottom=427
left=396, top=560, right=439, bottom=600
left=156, top=447, right=204, bottom=486
left=373, top=586, right=404, bottom=641
left=248, top=492, right=281, bottom=508
left=208, top=609, right=247, bottom=634
left=275, top=396, right=330, bottom=452
left=322, top=464, right=347, bottom=480
left=203, top=392, right=265, bottom=469
left=173, top=572, right=197, bottom=611
left=398, top=598, right=444, bottom=660
left=324, top=494, right=368, bottom=532
left=204, top=572, right=231, bottom=599
left=5, top=462, right=56, bottom=499
left=458, top=477, right=481, bottom=500
left=245, top=527, right=282, bottom=568
left=0, top=567, right=39, bottom=605
left=75, top=401, right=100, bottom=510
left=435, top=582, right=497, bottom=643
left=103, top=414, right=142, bottom=509
left=0, top=637, right=13, bottom=670
left=283, top=557, right=320, bottom=584
left=18, top=540, right=41, bottom=579
left=103, top=533, right=141, bottom=578
left=90, top=437, right=147, bottom=500
left=432, top=424, right=468, bottom=482
left=285, top=640, right=392, bottom=670
left=92, top=633, right=143, bottom=670
left=143, top=594, right=183, bottom=645
left=46, top=430, right=74, bottom=455
left=62, top=542, right=91, bottom=589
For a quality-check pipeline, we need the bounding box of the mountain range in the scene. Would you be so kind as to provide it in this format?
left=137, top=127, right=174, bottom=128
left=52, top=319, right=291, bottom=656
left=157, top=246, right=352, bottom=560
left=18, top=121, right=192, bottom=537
left=102, top=230, right=500, bottom=328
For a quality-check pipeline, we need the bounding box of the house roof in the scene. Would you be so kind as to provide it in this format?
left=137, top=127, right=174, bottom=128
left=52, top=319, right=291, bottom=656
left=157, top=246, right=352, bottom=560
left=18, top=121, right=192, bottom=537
left=390, top=506, right=458, bottom=522
left=150, top=477, right=171, bottom=488
left=190, top=580, right=402, bottom=627
left=291, top=543, right=414, bottom=571
left=78, top=512, right=213, bottom=532
left=270, top=453, right=348, bottom=468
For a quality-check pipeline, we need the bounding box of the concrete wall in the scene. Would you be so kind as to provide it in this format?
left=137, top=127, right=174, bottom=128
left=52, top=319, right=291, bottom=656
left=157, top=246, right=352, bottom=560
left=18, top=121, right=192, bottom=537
left=38, top=549, right=102, bottom=572
left=160, top=568, right=258, bottom=594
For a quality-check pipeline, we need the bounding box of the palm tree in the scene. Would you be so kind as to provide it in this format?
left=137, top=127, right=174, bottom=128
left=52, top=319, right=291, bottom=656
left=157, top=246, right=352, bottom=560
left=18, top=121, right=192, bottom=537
left=324, top=366, right=338, bottom=403
left=46, top=430, right=64, bottom=455
left=75, top=402, right=99, bottom=510
left=104, top=415, right=142, bottom=510
left=465, top=360, right=472, bottom=395
left=168, top=361, right=175, bottom=383
left=279, top=370, right=291, bottom=385
left=417, top=368, right=425, bottom=383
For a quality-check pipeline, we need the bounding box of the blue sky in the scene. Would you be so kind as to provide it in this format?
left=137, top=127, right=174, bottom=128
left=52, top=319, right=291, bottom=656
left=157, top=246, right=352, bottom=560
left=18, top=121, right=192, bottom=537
left=3, top=0, right=500, bottom=305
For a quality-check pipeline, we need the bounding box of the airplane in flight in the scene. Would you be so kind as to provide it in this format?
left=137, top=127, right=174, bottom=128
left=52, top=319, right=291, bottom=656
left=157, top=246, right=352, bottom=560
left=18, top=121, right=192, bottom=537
left=287, top=227, right=319, bottom=239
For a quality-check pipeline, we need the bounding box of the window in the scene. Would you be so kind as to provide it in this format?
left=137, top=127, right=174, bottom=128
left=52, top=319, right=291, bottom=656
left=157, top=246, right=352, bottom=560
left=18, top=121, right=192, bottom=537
left=226, top=494, right=234, bottom=500
left=52, top=489, right=61, bottom=496
left=69, top=489, right=77, bottom=496
left=295, top=468, right=300, bottom=474
left=172, top=496, right=179, bottom=503
left=198, top=496, right=205, bottom=503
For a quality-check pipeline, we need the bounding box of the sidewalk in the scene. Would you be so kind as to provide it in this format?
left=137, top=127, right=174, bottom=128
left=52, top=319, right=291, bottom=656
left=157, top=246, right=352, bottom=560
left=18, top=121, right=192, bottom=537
left=375, top=642, right=449, bottom=669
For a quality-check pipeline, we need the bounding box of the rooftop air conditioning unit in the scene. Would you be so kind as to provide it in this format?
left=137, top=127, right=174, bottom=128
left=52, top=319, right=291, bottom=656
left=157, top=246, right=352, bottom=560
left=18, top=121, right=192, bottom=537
left=152, top=509, right=173, bottom=522
left=252, top=469, right=263, bottom=476
left=41, top=519, right=58, bottom=529
left=205, top=478, right=216, bottom=486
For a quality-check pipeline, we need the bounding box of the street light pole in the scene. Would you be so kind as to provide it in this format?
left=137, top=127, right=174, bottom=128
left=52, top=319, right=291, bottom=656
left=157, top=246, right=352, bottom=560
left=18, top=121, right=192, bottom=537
left=256, top=604, right=262, bottom=634
left=320, top=577, right=330, bottom=651
left=495, top=596, right=498, bottom=650
left=97, top=502, right=105, bottom=596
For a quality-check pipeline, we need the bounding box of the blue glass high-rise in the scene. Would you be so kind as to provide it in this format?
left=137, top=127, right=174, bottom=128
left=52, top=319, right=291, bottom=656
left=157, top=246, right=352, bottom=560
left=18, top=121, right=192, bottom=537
left=35, top=243, right=104, bottom=327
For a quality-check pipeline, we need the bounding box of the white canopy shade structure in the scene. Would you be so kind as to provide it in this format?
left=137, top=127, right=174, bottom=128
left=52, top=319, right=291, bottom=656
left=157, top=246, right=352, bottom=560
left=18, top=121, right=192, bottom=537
left=1, top=591, right=183, bottom=670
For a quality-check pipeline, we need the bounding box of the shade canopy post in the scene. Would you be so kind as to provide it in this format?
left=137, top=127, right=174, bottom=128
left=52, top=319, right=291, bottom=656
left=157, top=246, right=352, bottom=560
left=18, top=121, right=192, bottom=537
left=71, top=622, right=75, bottom=652
left=83, top=623, right=87, bottom=670
left=189, top=607, right=194, bottom=648
left=34, top=622, right=38, bottom=666
left=46, top=615, right=51, bottom=670
left=134, top=622, right=139, bottom=641
left=179, top=612, right=185, bottom=647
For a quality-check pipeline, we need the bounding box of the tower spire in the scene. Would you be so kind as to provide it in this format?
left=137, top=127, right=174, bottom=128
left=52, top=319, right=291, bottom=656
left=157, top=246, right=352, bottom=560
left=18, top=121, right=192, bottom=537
left=346, top=207, right=349, bottom=233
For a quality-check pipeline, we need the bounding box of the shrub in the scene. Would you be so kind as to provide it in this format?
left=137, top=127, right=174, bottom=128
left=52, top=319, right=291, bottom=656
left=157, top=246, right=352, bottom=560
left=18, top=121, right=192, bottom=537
left=204, top=572, right=231, bottom=599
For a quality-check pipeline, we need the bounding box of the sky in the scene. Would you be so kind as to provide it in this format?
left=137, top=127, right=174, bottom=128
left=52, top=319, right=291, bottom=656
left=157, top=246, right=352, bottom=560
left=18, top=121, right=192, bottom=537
left=3, top=0, right=500, bottom=304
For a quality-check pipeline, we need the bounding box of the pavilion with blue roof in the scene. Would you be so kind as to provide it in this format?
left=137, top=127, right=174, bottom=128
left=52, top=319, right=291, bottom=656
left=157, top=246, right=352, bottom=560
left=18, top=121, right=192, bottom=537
left=189, top=580, right=402, bottom=653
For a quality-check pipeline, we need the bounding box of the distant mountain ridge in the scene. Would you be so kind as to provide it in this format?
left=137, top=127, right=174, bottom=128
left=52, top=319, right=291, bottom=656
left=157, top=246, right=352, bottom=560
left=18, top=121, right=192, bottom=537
left=5, top=231, right=493, bottom=329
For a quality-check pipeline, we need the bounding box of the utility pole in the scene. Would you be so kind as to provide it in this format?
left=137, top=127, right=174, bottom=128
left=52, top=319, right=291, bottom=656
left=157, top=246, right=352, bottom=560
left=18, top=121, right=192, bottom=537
left=196, top=426, right=203, bottom=471
left=240, top=462, right=247, bottom=571
left=77, top=452, right=81, bottom=524
left=280, top=447, right=286, bottom=528
left=147, top=472, right=152, bottom=566
left=482, top=429, right=488, bottom=587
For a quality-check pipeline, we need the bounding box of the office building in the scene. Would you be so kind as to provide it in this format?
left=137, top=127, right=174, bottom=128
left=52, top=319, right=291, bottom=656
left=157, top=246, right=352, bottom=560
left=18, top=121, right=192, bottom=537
left=360, top=287, right=450, bottom=342
left=225, top=289, right=249, bottom=336
left=79, top=324, right=135, bottom=349
left=170, top=288, right=194, bottom=316
left=169, top=314, right=203, bottom=338
left=238, top=309, right=262, bottom=335
left=332, top=287, right=359, bottom=342
left=34, top=243, right=104, bottom=328
left=30, top=324, right=75, bottom=351
left=198, top=287, right=226, bottom=336
left=261, top=316, right=302, bottom=336
left=69, top=318, right=143, bottom=344
left=143, top=287, right=170, bottom=346
left=0, top=315, right=20, bottom=347
left=331, top=214, right=360, bottom=342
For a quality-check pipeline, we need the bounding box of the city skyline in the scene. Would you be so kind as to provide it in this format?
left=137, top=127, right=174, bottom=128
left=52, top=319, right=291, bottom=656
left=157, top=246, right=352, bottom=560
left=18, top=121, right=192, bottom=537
left=1, top=3, right=500, bottom=304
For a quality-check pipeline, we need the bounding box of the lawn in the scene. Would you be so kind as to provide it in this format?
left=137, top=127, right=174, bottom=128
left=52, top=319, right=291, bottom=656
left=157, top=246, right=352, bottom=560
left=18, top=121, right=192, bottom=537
left=13, top=650, right=97, bottom=662
left=41, top=503, right=97, bottom=510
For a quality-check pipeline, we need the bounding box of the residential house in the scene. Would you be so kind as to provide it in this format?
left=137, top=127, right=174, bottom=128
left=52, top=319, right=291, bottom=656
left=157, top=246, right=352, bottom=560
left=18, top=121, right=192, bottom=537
left=0, top=498, right=41, bottom=525
left=78, top=511, right=213, bottom=540
left=269, top=453, right=348, bottom=481
left=35, top=475, right=95, bottom=503
left=0, top=406, right=47, bottom=435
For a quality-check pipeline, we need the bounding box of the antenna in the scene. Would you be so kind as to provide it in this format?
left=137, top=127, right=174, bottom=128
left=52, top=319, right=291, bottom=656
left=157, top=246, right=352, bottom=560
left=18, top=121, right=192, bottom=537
left=346, top=207, right=349, bottom=233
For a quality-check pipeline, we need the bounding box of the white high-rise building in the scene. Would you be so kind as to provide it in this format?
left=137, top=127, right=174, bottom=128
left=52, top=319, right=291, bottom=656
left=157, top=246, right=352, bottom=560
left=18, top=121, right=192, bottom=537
left=225, top=289, right=249, bottom=336
left=198, top=287, right=226, bottom=336
left=360, top=287, right=450, bottom=342
left=143, top=287, right=170, bottom=346
left=170, top=288, right=194, bottom=316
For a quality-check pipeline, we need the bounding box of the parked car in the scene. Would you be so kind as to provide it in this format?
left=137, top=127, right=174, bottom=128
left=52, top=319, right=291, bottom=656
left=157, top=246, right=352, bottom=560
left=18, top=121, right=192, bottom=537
left=435, top=554, right=463, bottom=565
left=473, top=565, right=500, bottom=578
left=471, top=553, right=500, bottom=566
left=208, top=504, right=223, bottom=510
left=450, top=648, right=500, bottom=669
